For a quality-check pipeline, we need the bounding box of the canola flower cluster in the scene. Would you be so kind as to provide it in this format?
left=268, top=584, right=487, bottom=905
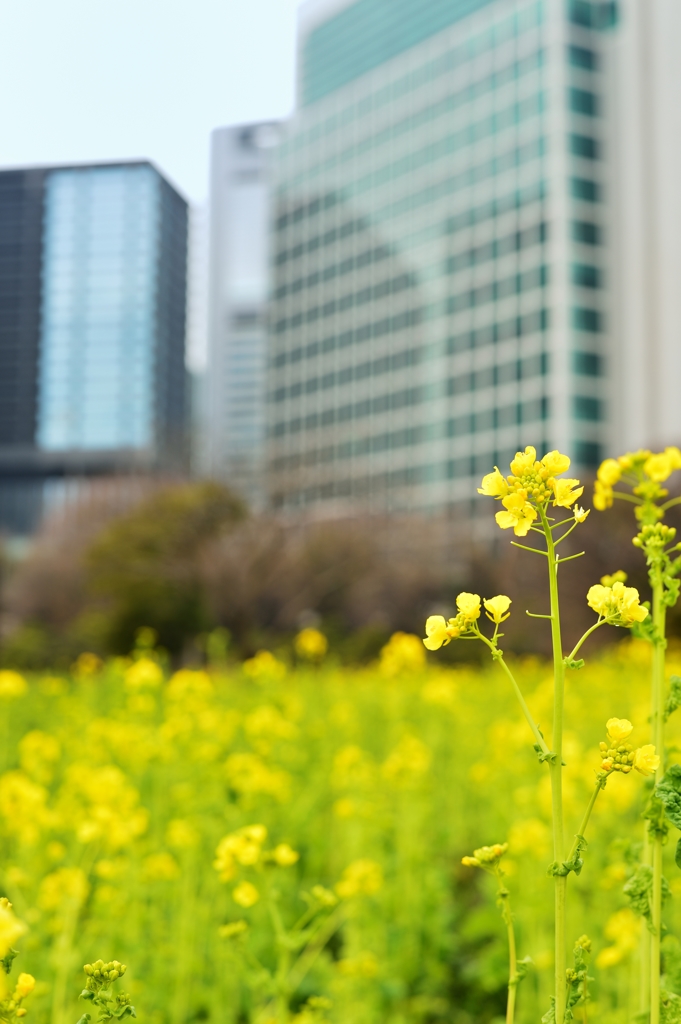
left=598, top=718, right=660, bottom=777
left=423, top=593, right=511, bottom=650
left=1, top=630, right=681, bottom=1022
left=478, top=447, right=587, bottom=536
left=594, top=447, right=681, bottom=514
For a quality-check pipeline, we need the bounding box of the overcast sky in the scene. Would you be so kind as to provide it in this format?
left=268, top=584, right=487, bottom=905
left=0, top=0, right=302, bottom=202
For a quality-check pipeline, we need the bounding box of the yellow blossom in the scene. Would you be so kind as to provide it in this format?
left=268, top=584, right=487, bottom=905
left=422, top=616, right=457, bottom=651
left=552, top=478, right=584, bottom=508
left=461, top=855, right=479, bottom=867
left=272, top=843, right=299, bottom=867
left=0, top=901, right=26, bottom=959
left=214, top=825, right=268, bottom=881
left=606, top=718, right=633, bottom=743
left=335, top=859, right=383, bottom=899
left=379, top=633, right=426, bottom=675
left=644, top=452, right=674, bottom=483
left=483, top=596, right=512, bottom=624
left=586, top=581, right=648, bottom=626
left=573, top=506, right=590, bottom=523
left=495, top=493, right=537, bottom=536
left=541, top=450, right=571, bottom=476
left=597, top=459, right=622, bottom=486
left=124, top=658, right=163, bottom=691
left=477, top=466, right=509, bottom=498
left=0, top=671, right=28, bottom=700
left=456, top=592, right=481, bottom=622
left=14, top=974, right=35, bottom=999
left=509, top=446, right=537, bottom=477
left=633, top=745, right=659, bottom=776
left=593, top=480, right=613, bottom=511
left=665, top=446, right=681, bottom=469
left=294, top=628, right=328, bottom=661
left=232, top=881, right=260, bottom=908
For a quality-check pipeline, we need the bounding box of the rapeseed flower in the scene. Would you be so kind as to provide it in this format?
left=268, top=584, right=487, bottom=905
left=272, top=843, right=299, bottom=867
left=14, top=975, right=35, bottom=999
left=478, top=466, right=509, bottom=498
left=294, top=628, right=328, bottom=661
left=422, top=616, right=458, bottom=651
left=214, top=825, right=267, bottom=880
left=456, top=592, right=481, bottom=622
left=232, top=881, right=260, bottom=908
left=586, top=581, right=648, bottom=626
left=335, top=859, right=383, bottom=898
left=606, top=719, right=633, bottom=744
left=552, top=478, right=584, bottom=508
left=0, top=900, right=26, bottom=959
left=0, top=671, right=27, bottom=700
left=483, top=596, right=512, bottom=624
left=495, top=493, right=537, bottom=536
left=461, top=843, right=508, bottom=868
left=573, top=506, right=590, bottom=523
left=379, top=632, right=426, bottom=675
left=633, top=744, right=659, bottom=776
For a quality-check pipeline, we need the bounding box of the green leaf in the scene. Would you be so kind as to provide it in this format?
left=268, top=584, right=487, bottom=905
left=624, top=865, right=654, bottom=922
left=657, top=766, right=681, bottom=829
left=661, top=990, right=681, bottom=1023
left=667, top=678, right=681, bottom=721
left=676, top=838, right=681, bottom=871
left=540, top=998, right=556, bottom=1024
left=75, top=1015, right=92, bottom=1024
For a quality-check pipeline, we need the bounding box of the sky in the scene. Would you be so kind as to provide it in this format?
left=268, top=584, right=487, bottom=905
left=0, top=0, right=302, bottom=203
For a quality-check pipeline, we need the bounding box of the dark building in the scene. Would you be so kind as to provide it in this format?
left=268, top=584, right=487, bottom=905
left=0, top=161, right=188, bottom=534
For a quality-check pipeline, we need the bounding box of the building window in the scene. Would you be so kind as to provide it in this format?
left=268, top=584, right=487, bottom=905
left=568, top=45, right=598, bottom=70
left=572, top=263, right=602, bottom=288
left=573, top=351, right=602, bottom=375
left=572, top=221, right=601, bottom=245
left=571, top=177, right=600, bottom=202
left=569, top=88, right=598, bottom=116
left=573, top=440, right=602, bottom=466
left=573, top=395, right=602, bottom=420
left=572, top=307, right=602, bottom=332
left=570, top=134, right=599, bottom=159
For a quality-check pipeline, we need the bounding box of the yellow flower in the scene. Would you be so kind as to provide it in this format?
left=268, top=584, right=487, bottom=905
left=586, top=582, right=648, bottom=626
left=214, top=825, right=268, bottom=880
left=510, top=446, right=537, bottom=477
left=665, top=446, right=681, bottom=470
left=232, top=881, right=260, bottom=908
left=456, top=592, right=481, bottom=623
left=422, top=615, right=457, bottom=651
left=644, top=452, right=674, bottom=483
left=477, top=466, right=509, bottom=498
left=541, top=450, right=571, bottom=476
left=597, top=459, right=622, bottom=486
left=272, top=843, right=299, bottom=867
left=462, top=843, right=508, bottom=868
left=461, top=855, right=480, bottom=867
left=335, top=859, right=383, bottom=899
left=14, top=974, right=35, bottom=999
left=573, top=506, right=590, bottom=523
left=593, top=480, right=613, bottom=511
left=483, top=596, right=512, bottom=624
left=606, top=718, right=633, bottom=743
left=552, top=478, right=584, bottom=508
left=634, top=745, right=659, bottom=776
left=0, top=900, right=26, bottom=958
left=495, top=493, right=538, bottom=536
left=379, top=633, right=426, bottom=675
left=0, top=671, right=28, bottom=700
left=294, top=628, right=328, bottom=661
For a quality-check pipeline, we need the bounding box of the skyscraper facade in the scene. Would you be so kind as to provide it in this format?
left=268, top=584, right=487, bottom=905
left=0, top=161, right=188, bottom=534
left=206, top=122, right=281, bottom=508
left=267, top=0, right=618, bottom=514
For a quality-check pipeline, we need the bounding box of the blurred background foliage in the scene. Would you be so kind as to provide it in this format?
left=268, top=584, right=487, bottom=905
left=1, top=479, right=678, bottom=670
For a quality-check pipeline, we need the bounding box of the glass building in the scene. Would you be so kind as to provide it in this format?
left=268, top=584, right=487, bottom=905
left=0, top=161, right=188, bottom=534
left=205, top=122, right=281, bottom=508
left=267, top=0, right=617, bottom=513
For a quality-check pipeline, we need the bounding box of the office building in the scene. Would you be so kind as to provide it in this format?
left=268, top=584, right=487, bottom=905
left=0, top=161, right=188, bottom=534
left=206, top=122, right=281, bottom=508
left=266, top=0, right=619, bottom=513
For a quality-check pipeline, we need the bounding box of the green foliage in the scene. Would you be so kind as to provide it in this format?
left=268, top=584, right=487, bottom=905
left=85, top=482, right=244, bottom=654
left=667, top=677, right=681, bottom=721
left=657, top=764, right=681, bottom=829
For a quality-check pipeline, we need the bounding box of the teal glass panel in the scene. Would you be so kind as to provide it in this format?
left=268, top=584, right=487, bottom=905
left=303, top=0, right=501, bottom=105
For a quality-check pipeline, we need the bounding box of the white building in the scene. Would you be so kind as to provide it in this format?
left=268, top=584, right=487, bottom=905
left=206, top=122, right=281, bottom=507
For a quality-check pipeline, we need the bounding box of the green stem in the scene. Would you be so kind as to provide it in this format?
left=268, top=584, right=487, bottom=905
left=478, top=636, right=550, bottom=755
left=565, top=777, right=606, bottom=866
left=494, top=868, right=518, bottom=1024
left=566, top=620, right=605, bottom=663
left=541, top=506, right=567, bottom=1024
left=650, top=578, right=666, bottom=1024
left=640, top=828, right=651, bottom=1015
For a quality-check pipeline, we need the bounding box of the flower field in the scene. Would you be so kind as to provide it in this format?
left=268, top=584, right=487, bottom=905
left=2, top=635, right=681, bottom=1024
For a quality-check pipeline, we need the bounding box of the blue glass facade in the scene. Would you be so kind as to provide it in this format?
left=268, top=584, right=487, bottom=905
left=38, top=165, right=159, bottom=451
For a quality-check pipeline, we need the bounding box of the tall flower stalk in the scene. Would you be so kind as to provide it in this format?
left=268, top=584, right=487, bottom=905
left=594, top=446, right=681, bottom=1024
left=424, top=446, right=657, bottom=1023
